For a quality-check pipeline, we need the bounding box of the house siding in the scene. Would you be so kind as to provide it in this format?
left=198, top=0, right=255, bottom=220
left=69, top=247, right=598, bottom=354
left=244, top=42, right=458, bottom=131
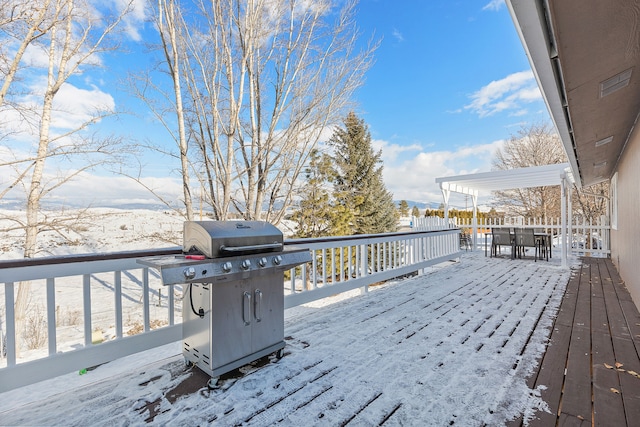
left=611, top=124, right=640, bottom=311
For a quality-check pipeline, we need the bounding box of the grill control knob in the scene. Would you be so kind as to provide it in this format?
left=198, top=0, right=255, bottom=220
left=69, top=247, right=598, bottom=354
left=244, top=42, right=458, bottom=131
left=241, top=259, right=252, bottom=270
left=221, top=262, right=232, bottom=273
left=258, top=257, right=268, bottom=267
left=183, top=267, right=196, bottom=280
left=273, top=255, right=282, bottom=265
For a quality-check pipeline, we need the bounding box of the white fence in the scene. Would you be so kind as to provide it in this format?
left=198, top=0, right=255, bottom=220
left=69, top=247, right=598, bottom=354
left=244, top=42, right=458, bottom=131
left=0, top=227, right=461, bottom=392
left=449, top=215, right=610, bottom=258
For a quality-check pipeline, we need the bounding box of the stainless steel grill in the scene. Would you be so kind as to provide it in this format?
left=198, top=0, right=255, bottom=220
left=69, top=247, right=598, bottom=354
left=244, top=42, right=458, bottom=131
left=139, top=220, right=311, bottom=387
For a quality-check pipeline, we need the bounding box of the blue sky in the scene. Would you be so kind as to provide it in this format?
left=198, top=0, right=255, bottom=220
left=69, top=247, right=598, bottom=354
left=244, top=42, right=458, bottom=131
left=348, top=0, right=551, bottom=207
left=1, top=0, right=552, bottom=210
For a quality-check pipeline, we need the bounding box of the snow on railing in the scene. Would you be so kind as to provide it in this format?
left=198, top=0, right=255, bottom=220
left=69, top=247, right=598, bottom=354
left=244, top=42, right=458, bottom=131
left=0, top=228, right=461, bottom=392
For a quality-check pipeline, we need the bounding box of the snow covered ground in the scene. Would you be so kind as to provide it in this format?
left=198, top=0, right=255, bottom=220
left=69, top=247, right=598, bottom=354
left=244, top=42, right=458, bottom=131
left=0, top=251, right=576, bottom=426
left=0, top=208, right=300, bottom=260
left=0, top=208, right=187, bottom=260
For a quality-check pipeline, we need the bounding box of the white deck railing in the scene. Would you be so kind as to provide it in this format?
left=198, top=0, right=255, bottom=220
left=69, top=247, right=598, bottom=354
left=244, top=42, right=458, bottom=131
left=0, top=227, right=461, bottom=392
left=446, top=216, right=610, bottom=258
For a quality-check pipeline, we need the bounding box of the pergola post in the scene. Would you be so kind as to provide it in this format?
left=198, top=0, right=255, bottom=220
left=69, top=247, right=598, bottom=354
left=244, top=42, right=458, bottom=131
left=472, top=193, right=478, bottom=251
left=560, top=173, right=568, bottom=268
left=441, top=186, right=450, bottom=223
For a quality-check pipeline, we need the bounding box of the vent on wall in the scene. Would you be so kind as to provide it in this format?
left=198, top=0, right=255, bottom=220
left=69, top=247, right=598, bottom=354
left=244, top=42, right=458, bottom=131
left=600, top=69, right=632, bottom=98
left=594, top=136, right=613, bottom=147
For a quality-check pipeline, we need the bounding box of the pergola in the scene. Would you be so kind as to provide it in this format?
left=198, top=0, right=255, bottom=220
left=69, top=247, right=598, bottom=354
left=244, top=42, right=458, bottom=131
left=435, top=163, right=574, bottom=267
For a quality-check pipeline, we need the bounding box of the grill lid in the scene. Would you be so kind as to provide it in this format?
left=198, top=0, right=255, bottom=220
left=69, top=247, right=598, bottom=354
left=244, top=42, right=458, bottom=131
left=183, top=221, right=283, bottom=259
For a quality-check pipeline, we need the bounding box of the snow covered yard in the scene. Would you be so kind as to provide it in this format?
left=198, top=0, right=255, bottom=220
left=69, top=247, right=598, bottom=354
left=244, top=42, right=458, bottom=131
left=0, top=251, right=573, bottom=426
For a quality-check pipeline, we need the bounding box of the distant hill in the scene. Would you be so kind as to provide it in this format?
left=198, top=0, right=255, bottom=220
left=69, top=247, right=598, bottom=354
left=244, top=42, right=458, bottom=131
left=393, top=200, right=442, bottom=210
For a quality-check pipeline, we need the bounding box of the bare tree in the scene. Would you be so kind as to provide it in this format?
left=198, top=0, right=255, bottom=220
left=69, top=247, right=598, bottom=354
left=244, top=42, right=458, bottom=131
left=573, top=181, right=609, bottom=222
left=141, top=0, right=376, bottom=222
left=492, top=123, right=568, bottom=221
left=0, top=0, right=136, bottom=352
left=0, top=0, right=56, bottom=109
left=155, top=0, right=193, bottom=220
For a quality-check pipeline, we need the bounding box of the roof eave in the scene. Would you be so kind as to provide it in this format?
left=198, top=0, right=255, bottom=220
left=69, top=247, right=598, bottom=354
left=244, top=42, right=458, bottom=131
left=505, top=0, right=583, bottom=189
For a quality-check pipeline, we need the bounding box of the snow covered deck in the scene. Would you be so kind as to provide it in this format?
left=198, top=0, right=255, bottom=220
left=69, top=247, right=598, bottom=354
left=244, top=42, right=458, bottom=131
left=1, top=252, right=638, bottom=425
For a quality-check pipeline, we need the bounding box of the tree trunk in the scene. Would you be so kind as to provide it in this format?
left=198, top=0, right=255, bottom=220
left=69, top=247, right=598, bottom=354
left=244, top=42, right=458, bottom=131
left=158, top=0, right=193, bottom=220
left=16, top=15, right=60, bottom=354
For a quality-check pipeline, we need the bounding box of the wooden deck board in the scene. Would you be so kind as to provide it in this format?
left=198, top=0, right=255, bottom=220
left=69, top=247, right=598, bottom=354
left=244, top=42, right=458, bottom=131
left=590, top=259, right=627, bottom=426
left=591, top=332, right=626, bottom=426
left=558, top=262, right=592, bottom=422
left=524, top=269, right=580, bottom=427
left=525, top=323, right=572, bottom=427
left=525, top=257, right=640, bottom=427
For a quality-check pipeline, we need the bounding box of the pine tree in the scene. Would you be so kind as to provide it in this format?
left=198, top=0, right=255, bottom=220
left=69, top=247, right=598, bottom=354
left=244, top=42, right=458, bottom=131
left=328, top=112, right=397, bottom=234
left=399, top=200, right=410, bottom=216
left=411, top=206, right=420, bottom=217
left=291, top=150, right=345, bottom=237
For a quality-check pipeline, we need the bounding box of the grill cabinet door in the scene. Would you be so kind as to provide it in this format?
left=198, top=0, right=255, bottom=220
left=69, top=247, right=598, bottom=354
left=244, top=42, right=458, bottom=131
left=210, top=279, right=252, bottom=367
left=251, top=272, right=285, bottom=353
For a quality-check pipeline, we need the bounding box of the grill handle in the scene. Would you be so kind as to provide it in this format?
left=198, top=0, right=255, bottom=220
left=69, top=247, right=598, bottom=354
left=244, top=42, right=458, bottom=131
left=219, top=242, right=282, bottom=253
left=254, top=289, right=262, bottom=322
left=243, top=292, right=251, bottom=325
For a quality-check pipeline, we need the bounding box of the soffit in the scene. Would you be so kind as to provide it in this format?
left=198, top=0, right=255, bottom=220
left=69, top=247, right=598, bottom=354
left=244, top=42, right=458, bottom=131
left=507, top=0, right=640, bottom=187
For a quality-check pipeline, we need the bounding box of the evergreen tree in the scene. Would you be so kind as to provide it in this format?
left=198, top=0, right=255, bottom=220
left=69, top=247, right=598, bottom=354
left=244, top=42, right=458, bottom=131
left=411, top=206, right=420, bottom=217
left=398, top=200, right=410, bottom=216
left=328, top=112, right=397, bottom=234
left=291, top=150, right=334, bottom=238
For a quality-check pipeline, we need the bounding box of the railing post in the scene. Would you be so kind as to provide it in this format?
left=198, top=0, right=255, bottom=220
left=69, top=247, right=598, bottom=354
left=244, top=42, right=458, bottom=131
left=347, top=246, right=352, bottom=281
left=360, top=243, right=368, bottom=294
left=322, top=248, right=327, bottom=285
left=83, top=274, right=92, bottom=347
left=168, top=285, right=175, bottom=326
left=302, top=259, right=308, bottom=288
left=340, top=247, right=345, bottom=282
left=46, top=278, right=56, bottom=356
left=331, top=247, right=336, bottom=283
left=143, top=268, right=150, bottom=332
left=5, top=282, right=16, bottom=366
left=312, top=249, right=319, bottom=289
left=115, top=270, right=123, bottom=338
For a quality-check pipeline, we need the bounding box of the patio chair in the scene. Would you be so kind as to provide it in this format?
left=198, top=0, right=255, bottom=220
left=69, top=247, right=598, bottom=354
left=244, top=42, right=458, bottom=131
left=491, top=228, right=514, bottom=258
left=514, top=228, right=541, bottom=261
left=534, top=228, right=551, bottom=260
left=460, top=229, right=472, bottom=251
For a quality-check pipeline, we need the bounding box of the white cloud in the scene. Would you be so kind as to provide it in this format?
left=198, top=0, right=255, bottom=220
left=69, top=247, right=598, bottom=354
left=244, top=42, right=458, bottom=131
left=372, top=139, right=422, bottom=163
left=482, top=0, right=505, bottom=11
left=117, top=0, right=149, bottom=42
left=391, top=28, right=404, bottom=43
left=465, top=71, right=542, bottom=118
left=0, top=78, right=116, bottom=139
left=51, top=83, right=116, bottom=130
left=2, top=139, right=506, bottom=211
left=378, top=140, right=506, bottom=207
left=18, top=171, right=185, bottom=208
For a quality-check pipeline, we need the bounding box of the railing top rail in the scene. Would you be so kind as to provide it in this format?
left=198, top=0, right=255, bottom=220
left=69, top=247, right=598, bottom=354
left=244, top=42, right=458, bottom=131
left=285, top=228, right=458, bottom=245
left=0, top=228, right=460, bottom=271
left=0, top=247, right=182, bottom=270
